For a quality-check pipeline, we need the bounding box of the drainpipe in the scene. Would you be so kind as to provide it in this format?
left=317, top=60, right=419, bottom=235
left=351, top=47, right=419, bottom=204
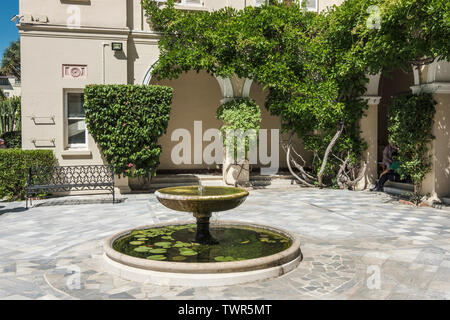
left=102, top=42, right=110, bottom=84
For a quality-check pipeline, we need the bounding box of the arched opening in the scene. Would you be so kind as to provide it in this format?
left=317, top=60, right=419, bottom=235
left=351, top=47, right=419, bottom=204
left=377, top=68, right=415, bottom=167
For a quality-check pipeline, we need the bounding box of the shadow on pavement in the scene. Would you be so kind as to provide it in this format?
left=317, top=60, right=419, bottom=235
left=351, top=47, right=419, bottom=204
left=0, top=206, right=28, bottom=216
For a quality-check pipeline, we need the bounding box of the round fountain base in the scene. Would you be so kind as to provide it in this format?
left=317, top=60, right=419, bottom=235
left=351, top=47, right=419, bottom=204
left=103, top=221, right=302, bottom=287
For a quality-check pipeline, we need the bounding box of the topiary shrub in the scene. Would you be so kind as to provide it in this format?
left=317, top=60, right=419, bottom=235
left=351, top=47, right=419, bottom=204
left=84, top=85, right=173, bottom=177
left=216, top=98, right=262, bottom=160
left=0, top=149, right=56, bottom=201
left=388, top=92, right=436, bottom=190
left=1, top=131, right=21, bottom=148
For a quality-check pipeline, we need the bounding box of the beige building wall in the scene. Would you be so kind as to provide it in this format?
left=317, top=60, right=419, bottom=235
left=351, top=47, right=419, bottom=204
left=20, top=0, right=448, bottom=196
left=19, top=0, right=312, bottom=175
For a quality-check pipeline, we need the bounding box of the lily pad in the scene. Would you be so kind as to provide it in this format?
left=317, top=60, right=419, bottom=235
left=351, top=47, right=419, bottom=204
left=148, top=248, right=167, bottom=254
left=214, top=256, right=235, bottom=262
left=134, top=246, right=152, bottom=252
left=240, top=240, right=250, bottom=244
left=154, top=242, right=172, bottom=247
left=173, top=241, right=192, bottom=248
left=162, top=236, right=174, bottom=240
left=173, top=256, right=187, bottom=261
left=146, top=255, right=167, bottom=261
left=129, top=241, right=144, bottom=246
left=179, top=249, right=198, bottom=256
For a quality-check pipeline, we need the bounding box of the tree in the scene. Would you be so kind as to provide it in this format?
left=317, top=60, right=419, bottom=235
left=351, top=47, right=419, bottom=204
left=142, top=0, right=449, bottom=188
left=1, top=40, right=21, bottom=81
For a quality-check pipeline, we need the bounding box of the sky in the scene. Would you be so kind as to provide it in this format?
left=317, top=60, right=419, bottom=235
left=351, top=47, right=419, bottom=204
left=0, top=0, right=19, bottom=59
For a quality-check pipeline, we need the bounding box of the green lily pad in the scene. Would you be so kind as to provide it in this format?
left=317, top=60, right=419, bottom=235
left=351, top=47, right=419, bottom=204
left=148, top=248, right=167, bottom=254
left=240, top=240, right=250, bottom=244
left=173, top=256, right=187, bottom=261
left=129, top=241, right=144, bottom=245
left=134, top=246, right=152, bottom=252
left=136, top=238, right=148, bottom=241
left=162, top=236, right=174, bottom=240
left=154, top=242, right=172, bottom=247
left=179, top=249, right=198, bottom=256
left=146, top=255, right=167, bottom=261
left=214, top=256, right=235, bottom=262
left=173, top=241, right=192, bottom=248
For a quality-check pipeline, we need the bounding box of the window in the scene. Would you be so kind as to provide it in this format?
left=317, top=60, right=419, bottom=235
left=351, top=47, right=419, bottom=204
left=179, top=0, right=202, bottom=4
left=254, top=1, right=317, bottom=11
left=254, top=0, right=267, bottom=7
left=304, top=0, right=318, bottom=11
left=65, top=92, right=87, bottom=148
left=156, top=0, right=203, bottom=5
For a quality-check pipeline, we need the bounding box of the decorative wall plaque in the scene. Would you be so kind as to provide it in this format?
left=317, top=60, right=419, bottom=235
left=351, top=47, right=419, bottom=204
left=63, top=65, right=87, bottom=79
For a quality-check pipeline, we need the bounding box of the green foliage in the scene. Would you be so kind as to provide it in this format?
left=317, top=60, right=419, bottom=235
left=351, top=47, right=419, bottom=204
left=0, top=149, right=56, bottom=201
left=1, top=40, right=21, bottom=81
left=388, top=93, right=436, bottom=187
left=84, top=85, right=173, bottom=178
left=0, top=96, right=21, bottom=135
left=142, top=0, right=449, bottom=183
left=1, top=131, right=21, bottom=149
left=217, top=98, right=262, bottom=158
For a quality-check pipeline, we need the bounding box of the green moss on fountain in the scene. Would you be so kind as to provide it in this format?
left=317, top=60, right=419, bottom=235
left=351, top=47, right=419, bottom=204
left=155, top=186, right=249, bottom=244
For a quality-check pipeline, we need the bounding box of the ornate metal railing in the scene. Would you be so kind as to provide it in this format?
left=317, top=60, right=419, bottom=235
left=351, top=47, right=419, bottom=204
left=26, top=165, right=115, bottom=207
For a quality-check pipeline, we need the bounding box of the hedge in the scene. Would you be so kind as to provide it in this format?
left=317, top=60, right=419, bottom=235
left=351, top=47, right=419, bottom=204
left=84, top=85, right=173, bottom=177
left=1, top=131, right=21, bottom=149
left=0, top=149, right=56, bottom=201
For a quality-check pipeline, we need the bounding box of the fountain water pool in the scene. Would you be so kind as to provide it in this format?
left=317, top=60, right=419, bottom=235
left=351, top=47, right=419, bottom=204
left=103, top=186, right=302, bottom=286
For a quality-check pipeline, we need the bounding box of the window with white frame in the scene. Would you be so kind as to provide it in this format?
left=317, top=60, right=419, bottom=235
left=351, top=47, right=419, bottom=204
left=157, top=0, right=203, bottom=5
left=179, top=0, right=202, bottom=5
left=254, top=0, right=266, bottom=7
left=304, top=0, right=318, bottom=11
left=254, top=1, right=317, bottom=11
left=66, top=91, right=87, bottom=148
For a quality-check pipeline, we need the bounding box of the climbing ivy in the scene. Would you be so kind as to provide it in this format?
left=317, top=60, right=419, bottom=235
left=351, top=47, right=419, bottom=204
left=141, top=0, right=449, bottom=184
left=84, top=85, right=173, bottom=177
left=388, top=93, right=436, bottom=189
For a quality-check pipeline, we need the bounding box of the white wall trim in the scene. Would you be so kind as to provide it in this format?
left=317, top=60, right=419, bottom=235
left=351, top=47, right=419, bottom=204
left=242, top=78, right=253, bottom=98
left=410, top=83, right=450, bottom=94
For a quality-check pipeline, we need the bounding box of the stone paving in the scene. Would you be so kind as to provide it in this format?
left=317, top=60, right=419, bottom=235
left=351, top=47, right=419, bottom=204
left=0, top=188, right=449, bottom=300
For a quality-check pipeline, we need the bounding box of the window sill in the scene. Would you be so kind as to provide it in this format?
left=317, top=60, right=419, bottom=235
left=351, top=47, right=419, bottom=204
left=61, top=149, right=92, bottom=159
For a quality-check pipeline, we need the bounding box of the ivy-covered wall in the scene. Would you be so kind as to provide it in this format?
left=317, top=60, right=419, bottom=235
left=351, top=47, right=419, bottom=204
left=84, top=85, right=173, bottom=177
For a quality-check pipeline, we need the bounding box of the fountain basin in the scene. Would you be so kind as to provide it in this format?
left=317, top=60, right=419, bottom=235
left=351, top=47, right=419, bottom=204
left=155, top=186, right=249, bottom=214
left=103, top=220, right=302, bottom=287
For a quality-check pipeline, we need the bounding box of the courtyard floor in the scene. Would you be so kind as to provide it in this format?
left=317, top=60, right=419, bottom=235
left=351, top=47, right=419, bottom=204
left=0, top=188, right=449, bottom=300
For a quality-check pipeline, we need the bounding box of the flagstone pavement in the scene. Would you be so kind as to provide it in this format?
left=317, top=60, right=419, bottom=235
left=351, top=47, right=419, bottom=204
left=0, top=188, right=449, bottom=300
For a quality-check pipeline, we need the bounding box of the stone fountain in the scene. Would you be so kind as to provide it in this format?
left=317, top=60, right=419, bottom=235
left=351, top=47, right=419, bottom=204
left=103, top=185, right=302, bottom=286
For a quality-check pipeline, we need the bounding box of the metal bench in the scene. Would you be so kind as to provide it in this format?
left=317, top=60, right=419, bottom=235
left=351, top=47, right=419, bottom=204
left=26, top=165, right=115, bottom=208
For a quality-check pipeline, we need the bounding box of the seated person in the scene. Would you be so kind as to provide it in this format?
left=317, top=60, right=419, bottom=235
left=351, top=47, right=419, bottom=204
left=0, top=138, right=7, bottom=149
left=382, top=140, right=398, bottom=170
left=371, top=151, right=401, bottom=192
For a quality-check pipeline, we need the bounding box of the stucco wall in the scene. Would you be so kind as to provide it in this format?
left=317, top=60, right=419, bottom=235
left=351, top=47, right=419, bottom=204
left=20, top=32, right=127, bottom=166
